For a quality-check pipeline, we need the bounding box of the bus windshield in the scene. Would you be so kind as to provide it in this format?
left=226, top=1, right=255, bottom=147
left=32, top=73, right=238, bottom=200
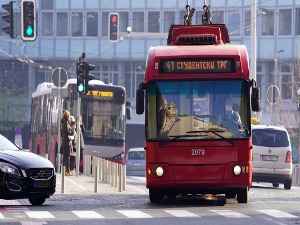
left=81, top=98, right=126, bottom=144
left=146, top=79, right=250, bottom=141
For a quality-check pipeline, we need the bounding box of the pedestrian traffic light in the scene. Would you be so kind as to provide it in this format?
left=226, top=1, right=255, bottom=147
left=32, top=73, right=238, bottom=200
left=84, top=63, right=95, bottom=94
left=21, top=0, right=36, bottom=41
left=108, top=12, right=119, bottom=42
left=1, top=2, right=14, bottom=38
left=76, top=62, right=85, bottom=94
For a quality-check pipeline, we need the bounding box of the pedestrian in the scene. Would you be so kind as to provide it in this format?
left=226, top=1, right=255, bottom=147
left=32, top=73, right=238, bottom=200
left=69, top=116, right=77, bottom=175
left=77, top=116, right=85, bottom=174
left=60, top=110, right=74, bottom=176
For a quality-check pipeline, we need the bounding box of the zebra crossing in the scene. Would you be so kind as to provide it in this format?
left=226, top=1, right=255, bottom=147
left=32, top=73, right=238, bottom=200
left=0, top=208, right=299, bottom=221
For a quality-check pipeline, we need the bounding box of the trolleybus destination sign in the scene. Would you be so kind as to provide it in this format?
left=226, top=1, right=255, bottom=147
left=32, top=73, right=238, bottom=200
left=160, top=58, right=235, bottom=74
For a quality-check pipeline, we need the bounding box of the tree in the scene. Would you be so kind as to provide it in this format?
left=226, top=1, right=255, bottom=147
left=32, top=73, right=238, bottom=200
left=0, top=62, right=29, bottom=140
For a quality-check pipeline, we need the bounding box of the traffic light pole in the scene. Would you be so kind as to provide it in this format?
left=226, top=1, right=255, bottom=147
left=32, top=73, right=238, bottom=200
left=57, top=69, right=65, bottom=194
left=76, top=93, right=81, bottom=177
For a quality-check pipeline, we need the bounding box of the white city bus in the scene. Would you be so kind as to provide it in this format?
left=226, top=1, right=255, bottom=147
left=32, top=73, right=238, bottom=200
left=30, top=79, right=129, bottom=169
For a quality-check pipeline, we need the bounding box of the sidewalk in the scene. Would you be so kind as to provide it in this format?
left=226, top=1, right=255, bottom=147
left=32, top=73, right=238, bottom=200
left=55, top=173, right=144, bottom=195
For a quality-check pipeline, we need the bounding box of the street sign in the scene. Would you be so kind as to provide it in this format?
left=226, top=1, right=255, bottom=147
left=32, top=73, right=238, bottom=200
left=267, top=85, right=280, bottom=105
left=52, top=67, right=68, bottom=87
left=52, top=88, right=68, bottom=97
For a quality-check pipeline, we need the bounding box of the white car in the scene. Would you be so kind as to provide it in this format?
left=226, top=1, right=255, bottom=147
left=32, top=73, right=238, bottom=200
left=252, top=125, right=292, bottom=189
left=126, top=147, right=146, bottom=176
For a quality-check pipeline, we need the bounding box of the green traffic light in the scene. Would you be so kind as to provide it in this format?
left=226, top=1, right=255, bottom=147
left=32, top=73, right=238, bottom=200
left=78, top=83, right=85, bottom=93
left=26, top=26, right=33, bottom=36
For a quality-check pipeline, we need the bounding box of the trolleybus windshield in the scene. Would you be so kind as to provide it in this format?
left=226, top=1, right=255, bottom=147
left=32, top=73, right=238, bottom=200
left=146, top=79, right=250, bottom=141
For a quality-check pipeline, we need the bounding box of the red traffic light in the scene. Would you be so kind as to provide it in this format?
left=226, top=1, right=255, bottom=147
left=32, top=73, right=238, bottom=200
left=108, top=12, right=119, bottom=42
left=111, top=16, right=117, bottom=23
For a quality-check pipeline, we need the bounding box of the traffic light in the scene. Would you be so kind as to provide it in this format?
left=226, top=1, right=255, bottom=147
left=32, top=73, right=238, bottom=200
left=21, top=0, right=36, bottom=41
left=84, top=63, right=95, bottom=94
left=108, top=12, right=119, bottom=42
left=76, top=62, right=85, bottom=94
left=1, top=2, right=14, bottom=38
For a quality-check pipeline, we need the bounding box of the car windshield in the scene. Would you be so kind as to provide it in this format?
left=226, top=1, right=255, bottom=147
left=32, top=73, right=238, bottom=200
left=252, top=129, right=289, bottom=147
left=0, top=134, right=20, bottom=150
left=128, top=151, right=145, bottom=160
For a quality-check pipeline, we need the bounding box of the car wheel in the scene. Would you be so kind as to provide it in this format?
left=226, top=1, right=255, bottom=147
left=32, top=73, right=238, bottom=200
left=237, top=187, right=248, bottom=203
left=149, top=189, right=163, bottom=203
left=284, top=180, right=292, bottom=190
left=29, top=197, right=46, bottom=206
left=272, top=183, right=279, bottom=188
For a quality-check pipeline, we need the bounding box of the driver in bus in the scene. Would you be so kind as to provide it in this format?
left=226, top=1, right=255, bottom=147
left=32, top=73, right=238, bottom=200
left=220, top=97, right=243, bottom=134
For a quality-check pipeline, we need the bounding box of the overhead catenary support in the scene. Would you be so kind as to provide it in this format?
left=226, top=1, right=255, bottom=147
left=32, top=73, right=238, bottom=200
left=250, top=0, right=257, bottom=81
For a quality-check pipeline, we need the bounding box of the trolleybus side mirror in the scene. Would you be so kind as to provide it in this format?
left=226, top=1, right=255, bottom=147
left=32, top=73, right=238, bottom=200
left=251, top=87, right=260, bottom=112
left=126, top=101, right=132, bottom=120
left=126, top=107, right=132, bottom=120
left=136, top=89, right=144, bottom=114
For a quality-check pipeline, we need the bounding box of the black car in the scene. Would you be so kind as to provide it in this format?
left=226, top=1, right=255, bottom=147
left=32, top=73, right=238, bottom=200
left=0, top=134, right=56, bottom=205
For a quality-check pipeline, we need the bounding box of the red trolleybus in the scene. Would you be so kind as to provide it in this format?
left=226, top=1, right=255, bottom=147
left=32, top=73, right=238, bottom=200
left=30, top=79, right=129, bottom=169
left=136, top=24, right=260, bottom=203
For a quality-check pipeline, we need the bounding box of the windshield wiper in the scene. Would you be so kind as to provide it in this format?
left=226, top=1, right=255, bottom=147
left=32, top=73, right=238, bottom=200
left=159, top=134, right=205, bottom=146
left=187, top=129, right=234, bottom=145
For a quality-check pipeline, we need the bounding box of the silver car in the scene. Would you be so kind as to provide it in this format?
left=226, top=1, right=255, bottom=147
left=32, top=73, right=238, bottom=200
left=126, top=147, right=146, bottom=176
left=252, top=125, right=292, bottom=189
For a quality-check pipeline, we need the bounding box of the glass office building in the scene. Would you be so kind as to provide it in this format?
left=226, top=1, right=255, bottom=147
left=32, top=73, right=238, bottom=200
left=0, top=0, right=300, bottom=131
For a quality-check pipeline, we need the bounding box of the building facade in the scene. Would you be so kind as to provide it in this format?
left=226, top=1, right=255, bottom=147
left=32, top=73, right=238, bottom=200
left=1, top=0, right=300, bottom=150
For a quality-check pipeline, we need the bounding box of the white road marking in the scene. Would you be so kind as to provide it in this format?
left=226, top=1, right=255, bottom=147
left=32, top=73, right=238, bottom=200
left=164, top=209, right=199, bottom=217
left=210, top=210, right=250, bottom=218
left=130, top=176, right=146, bottom=182
left=117, top=210, right=152, bottom=218
left=72, top=211, right=104, bottom=219
left=0, top=199, right=21, bottom=205
left=257, top=209, right=298, bottom=218
left=21, top=222, right=47, bottom=225
left=65, top=177, right=87, bottom=190
left=25, top=211, right=55, bottom=219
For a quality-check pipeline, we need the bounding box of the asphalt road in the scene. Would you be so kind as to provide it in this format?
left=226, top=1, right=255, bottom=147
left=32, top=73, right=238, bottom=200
left=1, top=177, right=300, bottom=225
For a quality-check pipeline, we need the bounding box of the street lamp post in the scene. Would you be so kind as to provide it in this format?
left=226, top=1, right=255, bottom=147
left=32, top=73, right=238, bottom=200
left=275, top=49, right=284, bottom=86
left=271, top=49, right=284, bottom=125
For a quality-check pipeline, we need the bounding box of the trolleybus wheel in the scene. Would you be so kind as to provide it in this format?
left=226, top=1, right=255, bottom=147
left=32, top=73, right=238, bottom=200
left=237, top=187, right=248, bottom=203
left=225, top=190, right=236, bottom=199
left=149, top=189, right=163, bottom=203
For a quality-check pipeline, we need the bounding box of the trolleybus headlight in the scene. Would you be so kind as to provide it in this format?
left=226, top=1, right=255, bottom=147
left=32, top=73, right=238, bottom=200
left=233, top=165, right=242, bottom=176
left=156, top=166, right=164, bottom=177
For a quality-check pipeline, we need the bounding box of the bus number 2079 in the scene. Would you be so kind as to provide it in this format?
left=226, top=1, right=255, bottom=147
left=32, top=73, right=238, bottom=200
left=192, top=149, right=205, bottom=156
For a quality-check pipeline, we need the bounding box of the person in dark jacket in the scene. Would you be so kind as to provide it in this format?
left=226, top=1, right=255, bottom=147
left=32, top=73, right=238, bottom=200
left=61, top=110, right=74, bottom=176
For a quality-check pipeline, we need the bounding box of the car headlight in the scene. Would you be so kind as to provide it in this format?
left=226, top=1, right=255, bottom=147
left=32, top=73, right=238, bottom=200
left=0, top=162, right=21, bottom=176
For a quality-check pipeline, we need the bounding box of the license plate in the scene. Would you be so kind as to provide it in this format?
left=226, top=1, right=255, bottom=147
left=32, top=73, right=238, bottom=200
left=34, top=180, right=49, bottom=188
left=133, top=162, right=142, bottom=166
left=261, top=155, right=278, bottom=161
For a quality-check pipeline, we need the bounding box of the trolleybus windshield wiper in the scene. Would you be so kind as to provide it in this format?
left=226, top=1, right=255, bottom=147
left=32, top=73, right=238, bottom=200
left=158, top=134, right=206, bottom=145
left=186, top=129, right=234, bottom=145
